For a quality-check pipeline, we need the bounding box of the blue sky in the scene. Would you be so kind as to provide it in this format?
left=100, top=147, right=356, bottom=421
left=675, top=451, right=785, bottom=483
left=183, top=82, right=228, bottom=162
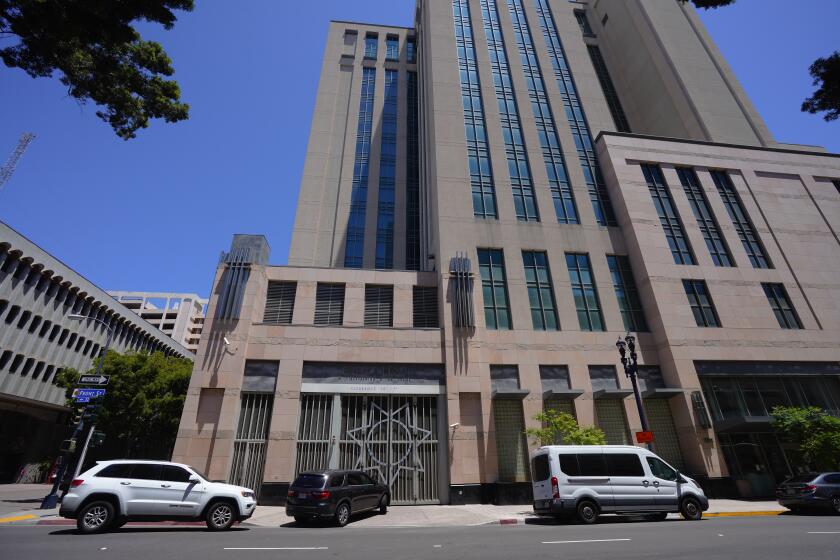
left=1, top=0, right=837, bottom=298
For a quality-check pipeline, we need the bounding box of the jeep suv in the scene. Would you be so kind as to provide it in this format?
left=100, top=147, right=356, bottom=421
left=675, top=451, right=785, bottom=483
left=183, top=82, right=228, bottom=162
left=59, top=460, right=257, bottom=533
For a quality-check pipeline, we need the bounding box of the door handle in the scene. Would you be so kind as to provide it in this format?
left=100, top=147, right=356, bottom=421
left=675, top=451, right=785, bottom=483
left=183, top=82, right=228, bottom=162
left=653, top=481, right=660, bottom=487
left=642, top=480, right=650, bottom=487
left=120, top=481, right=131, bottom=485
left=160, top=484, right=171, bottom=488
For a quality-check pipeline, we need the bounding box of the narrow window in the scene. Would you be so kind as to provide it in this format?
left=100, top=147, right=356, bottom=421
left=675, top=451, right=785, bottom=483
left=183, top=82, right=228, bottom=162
left=413, top=286, right=439, bottom=328
left=574, top=10, right=594, bottom=36
left=478, top=248, right=512, bottom=330
left=314, top=283, right=345, bottom=326
left=405, top=71, right=420, bottom=269
left=641, top=163, right=696, bottom=265
left=606, top=255, right=648, bottom=332
left=263, top=281, right=296, bottom=325
left=406, top=37, right=416, bottom=63
left=762, top=283, right=802, bottom=329
left=375, top=69, right=399, bottom=268
left=676, top=167, right=733, bottom=267
left=364, top=33, right=378, bottom=59
left=586, top=45, right=630, bottom=132
left=566, top=253, right=604, bottom=331
left=710, top=170, right=771, bottom=268
left=522, top=251, right=558, bottom=330
left=385, top=35, right=399, bottom=61
left=683, top=280, right=720, bottom=327
left=364, top=285, right=394, bottom=327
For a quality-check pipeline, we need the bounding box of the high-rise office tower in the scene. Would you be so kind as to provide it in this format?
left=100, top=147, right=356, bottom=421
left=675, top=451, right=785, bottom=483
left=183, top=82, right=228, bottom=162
left=175, top=0, right=840, bottom=504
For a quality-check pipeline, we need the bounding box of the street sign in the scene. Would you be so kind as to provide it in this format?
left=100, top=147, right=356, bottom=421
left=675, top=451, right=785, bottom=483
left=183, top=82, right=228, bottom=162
left=636, top=431, right=654, bottom=444
left=72, top=388, right=106, bottom=401
left=78, top=374, right=110, bottom=386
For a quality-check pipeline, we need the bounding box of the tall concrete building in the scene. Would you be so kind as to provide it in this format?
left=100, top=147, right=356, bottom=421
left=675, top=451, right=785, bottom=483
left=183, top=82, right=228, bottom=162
left=109, top=291, right=207, bottom=354
left=0, top=222, right=192, bottom=482
left=174, top=0, right=840, bottom=504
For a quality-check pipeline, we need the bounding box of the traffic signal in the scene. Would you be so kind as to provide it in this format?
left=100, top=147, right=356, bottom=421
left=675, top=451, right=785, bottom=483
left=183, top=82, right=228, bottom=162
left=89, top=431, right=106, bottom=448
left=71, top=404, right=85, bottom=425
left=82, top=405, right=99, bottom=423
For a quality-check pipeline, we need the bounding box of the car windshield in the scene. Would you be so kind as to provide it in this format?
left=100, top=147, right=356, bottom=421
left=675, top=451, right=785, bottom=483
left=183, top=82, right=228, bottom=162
left=784, top=474, right=818, bottom=484
left=294, top=474, right=327, bottom=488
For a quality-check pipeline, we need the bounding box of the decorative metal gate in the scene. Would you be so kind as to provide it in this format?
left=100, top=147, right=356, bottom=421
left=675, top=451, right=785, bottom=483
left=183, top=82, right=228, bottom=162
left=295, top=394, right=439, bottom=504
left=229, top=393, right=273, bottom=498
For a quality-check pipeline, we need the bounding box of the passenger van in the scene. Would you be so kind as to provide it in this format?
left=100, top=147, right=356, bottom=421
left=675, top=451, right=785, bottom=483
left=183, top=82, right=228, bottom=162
left=530, top=445, right=709, bottom=523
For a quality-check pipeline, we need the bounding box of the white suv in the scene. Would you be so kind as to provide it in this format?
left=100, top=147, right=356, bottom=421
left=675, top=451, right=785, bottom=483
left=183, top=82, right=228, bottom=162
left=59, top=460, right=257, bottom=533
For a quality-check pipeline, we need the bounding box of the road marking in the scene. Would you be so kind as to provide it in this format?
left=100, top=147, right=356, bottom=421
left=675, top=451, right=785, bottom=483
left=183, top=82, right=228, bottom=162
left=808, top=532, right=840, bottom=534
left=433, top=545, right=442, bottom=548
left=543, top=538, right=631, bottom=544
left=0, top=514, right=37, bottom=524
left=224, top=548, right=329, bottom=551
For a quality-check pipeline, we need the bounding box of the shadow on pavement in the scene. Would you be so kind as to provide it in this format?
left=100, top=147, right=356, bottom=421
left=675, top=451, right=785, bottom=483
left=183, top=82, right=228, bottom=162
left=281, top=510, right=384, bottom=529
left=524, top=515, right=686, bottom=526
left=48, top=527, right=250, bottom=536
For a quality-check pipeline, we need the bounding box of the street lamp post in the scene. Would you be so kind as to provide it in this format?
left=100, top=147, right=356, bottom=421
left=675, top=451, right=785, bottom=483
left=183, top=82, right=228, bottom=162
left=615, top=333, right=651, bottom=448
left=40, top=314, right=114, bottom=509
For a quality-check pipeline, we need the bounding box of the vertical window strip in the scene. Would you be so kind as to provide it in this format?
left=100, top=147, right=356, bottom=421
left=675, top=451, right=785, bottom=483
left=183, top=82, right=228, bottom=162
left=406, top=37, right=416, bottom=63
left=641, top=164, right=696, bottom=265
left=375, top=69, right=399, bottom=269
left=412, top=286, right=439, bottom=328
left=454, top=0, right=498, bottom=218
left=481, top=0, right=539, bottom=221
left=676, top=167, right=733, bottom=267
left=606, top=255, right=648, bottom=332
left=682, top=279, right=720, bottom=327
left=586, top=45, right=630, bottom=133
left=574, top=10, right=594, bottom=36
left=565, top=252, right=604, bottom=331
left=405, top=71, right=421, bottom=270
left=534, top=0, right=617, bottom=226
left=344, top=67, right=376, bottom=268
left=522, top=250, right=559, bottom=330
left=762, top=283, right=802, bottom=329
left=364, top=35, right=378, bottom=59
left=478, top=248, right=512, bottom=329
left=386, top=36, right=399, bottom=60
left=710, top=170, right=771, bottom=269
left=506, top=0, right=578, bottom=224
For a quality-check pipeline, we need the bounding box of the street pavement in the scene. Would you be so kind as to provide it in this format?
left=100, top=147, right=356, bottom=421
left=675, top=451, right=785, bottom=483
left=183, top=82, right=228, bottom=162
left=0, top=514, right=839, bottom=560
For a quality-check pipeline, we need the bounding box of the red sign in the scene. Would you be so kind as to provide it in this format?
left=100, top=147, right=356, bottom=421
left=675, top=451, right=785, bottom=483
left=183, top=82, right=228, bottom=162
left=636, top=431, right=654, bottom=444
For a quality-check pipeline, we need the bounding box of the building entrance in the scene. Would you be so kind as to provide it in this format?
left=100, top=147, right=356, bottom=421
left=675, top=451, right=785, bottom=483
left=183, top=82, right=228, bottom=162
left=295, top=394, right=441, bottom=504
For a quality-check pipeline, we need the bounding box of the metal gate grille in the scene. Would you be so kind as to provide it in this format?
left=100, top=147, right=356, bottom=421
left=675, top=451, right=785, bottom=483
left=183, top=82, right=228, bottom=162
left=229, top=393, right=273, bottom=497
left=295, top=394, right=439, bottom=504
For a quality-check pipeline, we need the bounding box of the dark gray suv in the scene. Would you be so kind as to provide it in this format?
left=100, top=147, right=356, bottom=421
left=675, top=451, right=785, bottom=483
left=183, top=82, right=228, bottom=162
left=286, top=470, right=390, bottom=527
left=776, top=472, right=840, bottom=514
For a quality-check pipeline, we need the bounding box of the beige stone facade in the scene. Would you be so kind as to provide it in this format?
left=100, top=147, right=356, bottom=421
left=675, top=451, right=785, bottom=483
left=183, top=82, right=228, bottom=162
left=174, top=0, right=840, bottom=504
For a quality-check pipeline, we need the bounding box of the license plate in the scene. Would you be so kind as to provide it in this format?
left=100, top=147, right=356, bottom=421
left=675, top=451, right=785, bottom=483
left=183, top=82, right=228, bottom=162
left=298, top=492, right=309, bottom=499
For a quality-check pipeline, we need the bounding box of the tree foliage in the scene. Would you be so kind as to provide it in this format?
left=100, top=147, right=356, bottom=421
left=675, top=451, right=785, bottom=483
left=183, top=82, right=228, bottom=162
left=526, top=409, right=607, bottom=447
left=0, top=0, right=193, bottom=139
left=770, top=406, right=840, bottom=471
left=56, top=351, right=193, bottom=459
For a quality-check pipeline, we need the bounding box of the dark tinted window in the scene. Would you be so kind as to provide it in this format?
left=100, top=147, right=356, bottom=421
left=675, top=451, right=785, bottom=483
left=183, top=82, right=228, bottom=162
left=577, top=454, right=608, bottom=476
left=293, top=474, right=327, bottom=489
left=823, top=474, right=840, bottom=484
left=96, top=464, right=133, bottom=478
left=161, top=466, right=193, bottom=483
left=328, top=474, right=345, bottom=488
left=646, top=457, right=678, bottom=481
left=531, top=455, right=550, bottom=481
left=559, top=455, right=580, bottom=476
left=606, top=454, right=644, bottom=476
left=346, top=473, right=364, bottom=486
left=359, top=473, right=376, bottom=485
left=130, top=464, right=163, bottom=480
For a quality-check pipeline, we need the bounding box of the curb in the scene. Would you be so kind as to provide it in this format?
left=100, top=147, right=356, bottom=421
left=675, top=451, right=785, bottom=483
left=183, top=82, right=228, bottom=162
left=492, top=511, right=785, bottom=524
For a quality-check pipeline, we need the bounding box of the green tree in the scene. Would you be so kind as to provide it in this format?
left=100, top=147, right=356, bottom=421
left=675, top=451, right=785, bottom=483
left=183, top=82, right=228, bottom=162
left=682, top=0, right=839, bottom=122
left=56, top=351, right=193, bottom=459
left=770, top=406, right=840, bottom=471
left=526, top=409, right=607, bottom=447
left=1, top=0, right=193, bottom=139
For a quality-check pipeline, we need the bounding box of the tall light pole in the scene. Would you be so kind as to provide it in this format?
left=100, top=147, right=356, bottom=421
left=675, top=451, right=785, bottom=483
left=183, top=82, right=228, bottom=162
left=40, top=314, right=114, bottom=509
left=616, top=333, right=651, bottom=448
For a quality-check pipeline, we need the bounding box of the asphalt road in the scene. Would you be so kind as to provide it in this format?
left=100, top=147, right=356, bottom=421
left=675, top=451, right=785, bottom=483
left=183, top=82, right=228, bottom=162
left=1, top=515, right=839, bottom=560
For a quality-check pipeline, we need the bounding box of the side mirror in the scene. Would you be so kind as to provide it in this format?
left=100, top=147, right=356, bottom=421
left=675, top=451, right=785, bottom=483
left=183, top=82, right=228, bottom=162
left=188, top=476, right=201, bottom=484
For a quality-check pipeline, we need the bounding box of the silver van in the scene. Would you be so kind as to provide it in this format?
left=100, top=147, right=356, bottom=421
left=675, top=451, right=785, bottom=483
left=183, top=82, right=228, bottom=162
left=530, top=445, right=709, bottom=523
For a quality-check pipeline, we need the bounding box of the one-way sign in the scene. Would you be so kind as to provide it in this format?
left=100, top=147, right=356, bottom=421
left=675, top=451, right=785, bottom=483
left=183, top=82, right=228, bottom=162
left=79, top=374, right=110, bottom=386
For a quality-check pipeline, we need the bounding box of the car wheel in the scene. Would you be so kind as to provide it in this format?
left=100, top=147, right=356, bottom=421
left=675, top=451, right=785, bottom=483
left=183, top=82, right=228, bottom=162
left=576, top=500, right=599, bottom=524
left=206, top=501, right=236, bottom=531
left=832, top=497, right=840, bottom=515
left=645, top=512, right=669, bottom=522
left=680, top=497, right=703, bottom=521
left=379, top=494, right=389, bottom=515
left=294, top=516, right=311, bottom=525
left=334, top=502, right=351, bottom=527
left=76, top=501, right=115, bottom=534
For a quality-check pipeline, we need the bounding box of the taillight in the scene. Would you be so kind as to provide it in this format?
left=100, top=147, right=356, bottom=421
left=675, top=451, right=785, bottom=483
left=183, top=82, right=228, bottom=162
left=287, top=490, right=296, bottom=497
left=70, top=479, right=84, bottom=488
left=311, top=490, right=331, bottom=500
left=550, top=476, right=560, bottom=499
left=803, top=484, right=817, bottom=493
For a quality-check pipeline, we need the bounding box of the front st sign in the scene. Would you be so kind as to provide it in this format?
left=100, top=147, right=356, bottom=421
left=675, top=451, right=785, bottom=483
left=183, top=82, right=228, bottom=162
left=78, top=374, right=110, bottom=385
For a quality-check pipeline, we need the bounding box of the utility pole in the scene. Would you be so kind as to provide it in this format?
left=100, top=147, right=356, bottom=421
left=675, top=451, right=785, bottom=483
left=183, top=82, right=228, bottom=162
left=0, top=133, right=36, bottom=193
